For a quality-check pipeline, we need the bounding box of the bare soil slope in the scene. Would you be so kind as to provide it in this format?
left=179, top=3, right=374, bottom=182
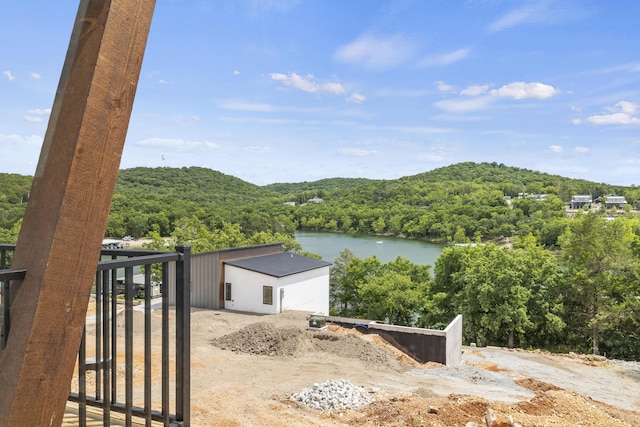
left=186, top=309, right=640, bottom=426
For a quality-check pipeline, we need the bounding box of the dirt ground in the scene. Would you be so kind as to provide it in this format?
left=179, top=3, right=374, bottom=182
left=78, top=306, right=640, bottom=426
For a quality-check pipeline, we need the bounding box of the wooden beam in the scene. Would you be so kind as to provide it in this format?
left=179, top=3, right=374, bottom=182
left=0, top=1, right=155, bottom=425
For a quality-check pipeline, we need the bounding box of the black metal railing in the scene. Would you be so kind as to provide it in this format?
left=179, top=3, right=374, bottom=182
left=0, top=245, right=26, bottom=349
left=0, top=244, right=191, bottom=427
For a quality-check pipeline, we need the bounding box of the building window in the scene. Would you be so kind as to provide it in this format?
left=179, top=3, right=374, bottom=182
left=263, top=286, right=273, bottom=305
left=225, top=282, right=232, bottom=301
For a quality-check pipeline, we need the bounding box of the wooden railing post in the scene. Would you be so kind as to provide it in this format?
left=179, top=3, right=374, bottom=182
left=0, top=1, right=155, bottom=425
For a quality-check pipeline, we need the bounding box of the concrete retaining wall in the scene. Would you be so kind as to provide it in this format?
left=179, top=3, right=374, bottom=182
left=323, top=315, right=462, bottom=366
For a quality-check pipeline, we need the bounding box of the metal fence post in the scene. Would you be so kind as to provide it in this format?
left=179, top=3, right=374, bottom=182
left=175, top=245, right=191, bottom=426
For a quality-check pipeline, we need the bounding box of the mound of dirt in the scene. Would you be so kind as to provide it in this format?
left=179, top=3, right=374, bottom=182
left=212, top=323, right=309, bottom=357
left=212, top=322, right=400, bottom=370
left=310, top=332, right=398, bottom=368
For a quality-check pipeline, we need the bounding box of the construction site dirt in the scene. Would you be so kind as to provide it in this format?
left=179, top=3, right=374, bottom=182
left=77, top=307, right=640, bottom=426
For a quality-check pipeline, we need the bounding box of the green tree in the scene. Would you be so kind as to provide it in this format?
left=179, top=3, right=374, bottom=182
left=329, top=249, right=356, bottom=314
left=558, top=213, right=636, bottom=354
left=460, top=244, right=533, bottom=347
left=358, top=271, right=425, bottom=325
left=430, top=240, right=564, bottom=348
left=371, top=216, right=386, bottom=234
left=452, top=226, right=468, bottom=244
left=0, top=219, right=22, bottom=246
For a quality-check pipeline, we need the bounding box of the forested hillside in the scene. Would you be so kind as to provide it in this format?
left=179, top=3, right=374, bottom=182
left=2, top=162, right=640, bottom=359
left=264, top=177, right=374, bottom=204
left=107, top=167, right=283, bottom=237
left=288, top=162, right=639, bottom=245
left=0, top=173, right=31, bottom=243
left=2, top=162, right=638, bottom=244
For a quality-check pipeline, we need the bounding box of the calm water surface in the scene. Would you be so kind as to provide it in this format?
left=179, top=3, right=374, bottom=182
left=295, top=231, right=443, bottom=267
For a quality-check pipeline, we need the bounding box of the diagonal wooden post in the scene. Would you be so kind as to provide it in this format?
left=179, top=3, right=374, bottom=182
left=0, top=1, right=155, bottom=425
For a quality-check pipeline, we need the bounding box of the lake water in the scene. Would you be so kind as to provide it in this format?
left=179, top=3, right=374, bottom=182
left=294, top=231, right=443, bottom=267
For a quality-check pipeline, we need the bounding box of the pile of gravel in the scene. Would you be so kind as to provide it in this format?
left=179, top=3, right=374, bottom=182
left=290, top=379, right=373, bottom=411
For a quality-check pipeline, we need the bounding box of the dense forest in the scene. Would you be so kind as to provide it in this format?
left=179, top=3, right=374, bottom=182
left=2, top=162, right=638, bottom=245
left=1, top=162, right=639, bottom=359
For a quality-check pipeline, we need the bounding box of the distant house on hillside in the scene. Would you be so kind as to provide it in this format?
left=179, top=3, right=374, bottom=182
left=605, top=195, right=627, bottom=210
left=517, top=193, right=547, bottom=201
left=224, top=252, right=331, bottom=315
left=569, top=195, right=592, bottom=209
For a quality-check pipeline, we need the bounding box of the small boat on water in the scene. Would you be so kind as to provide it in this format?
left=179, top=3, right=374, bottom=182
left=376, top=240, right=383, bottom=244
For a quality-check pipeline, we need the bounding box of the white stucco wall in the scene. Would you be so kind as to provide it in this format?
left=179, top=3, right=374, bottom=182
left=277, top=266, right=330, bottom=315
left=224, top=266, right=278, bottom=314
left=223, top=265, right=330, bottom=315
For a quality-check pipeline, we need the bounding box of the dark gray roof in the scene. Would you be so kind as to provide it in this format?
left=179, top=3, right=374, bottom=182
left=224, top=252, right=332, bottom=278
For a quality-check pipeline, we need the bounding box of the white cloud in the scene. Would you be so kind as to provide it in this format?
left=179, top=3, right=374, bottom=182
left=219, top=116, right=296, bottom=125
left=434, top=81, right=559, bottom=114
left=0, top=133, right=42, bottom=147
left=30, top=72, right=41, bottom=79
left=23, top=108, right=51, bottom=123
left=334, top=34, right=416, bottom=70
left=488, top=2, right=547, bottom=32
left=243, top=145, right=271, bottom=153
left=596, top=61, right=640, bottom=75
left=270, top=72, right=346, bottom=95
left=218, top=99, right=328, bottom=114
left=233, top=70, right=240, bottom=75
left=419, top=48, right=470, bottom=67
left=460, top=85, right=490, bottom=96
left=26, top=108, right=51, bottom=115
left=585, top=101, right=640, bottom=126
left=575, top=146, right=590, bottom=153
left=136, top=137, right=222, bottom=152
left=434, top=80, right=456, bottom=93
left=3, top=70, right=14, bottom=81
left=338, top=148, right=377, bottom=157
left=434, top=96, right=493, bottom=112
left=374, top=88, right=430, bottom=97
left=490, top=82, right=560, bottom=99
left=418, top=152, right=445, bottom=162
left=219, top=100, right=280, bottom=112
left=615, top=100, right=637, bottom=115
left=158, top=79, right=168, bottom=85
left=487, top=1, right=585, bottom=33
left=587, top=113, right=640, bottom=125
left=347, top=92, right=366, bottom=104
left=550, top=145, right=563, bottom=153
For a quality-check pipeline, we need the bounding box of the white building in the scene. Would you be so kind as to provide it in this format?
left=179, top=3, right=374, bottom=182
left=102, top=238, right=123, bottom=249
left=223, top=252, right=331, bottom=315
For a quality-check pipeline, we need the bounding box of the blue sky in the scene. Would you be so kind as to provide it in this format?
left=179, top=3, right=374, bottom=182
left=1, top=1, right=639, bottom=186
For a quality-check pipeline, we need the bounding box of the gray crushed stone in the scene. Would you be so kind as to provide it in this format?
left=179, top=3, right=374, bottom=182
left=408, top=364, right=518, bottom=386
left=290, top=379, right=373, bottom=411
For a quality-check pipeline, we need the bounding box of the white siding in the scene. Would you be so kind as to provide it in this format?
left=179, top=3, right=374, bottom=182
left=277, top=266, right=329, bottom=315
left=224, top=265, right=278, bottom=314
left=223, top=265, right=330, bottom=315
